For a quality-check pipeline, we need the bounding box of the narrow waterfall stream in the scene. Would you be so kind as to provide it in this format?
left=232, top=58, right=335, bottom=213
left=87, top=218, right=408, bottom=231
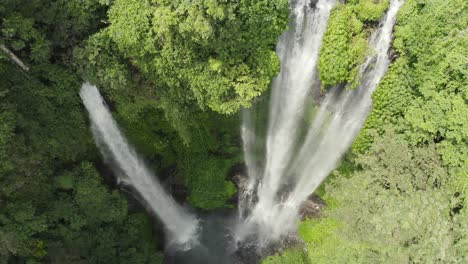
left=240, top=0, right=405, bottom=243
left=80, top=83, right=199, bottom=248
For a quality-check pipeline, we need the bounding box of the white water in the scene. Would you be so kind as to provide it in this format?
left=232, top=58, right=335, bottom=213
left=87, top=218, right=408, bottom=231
left=80, top=83, right=199, bottom=248
left=238, top=0, right=335, bottom=242
left=239, top=107, right=259, bottom=219
left=240, top=0, right=405, bottom=242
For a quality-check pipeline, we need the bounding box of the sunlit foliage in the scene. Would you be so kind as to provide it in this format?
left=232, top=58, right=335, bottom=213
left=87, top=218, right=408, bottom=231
left=106, top=0, right=288, bottom=115
left=318, top=0, right=388, bottom=88
left=1, top=0, right=467, bottom=263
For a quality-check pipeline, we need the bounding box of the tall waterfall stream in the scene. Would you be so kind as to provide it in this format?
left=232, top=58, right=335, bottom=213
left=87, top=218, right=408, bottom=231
left=80, top=84, right=199, bottom=248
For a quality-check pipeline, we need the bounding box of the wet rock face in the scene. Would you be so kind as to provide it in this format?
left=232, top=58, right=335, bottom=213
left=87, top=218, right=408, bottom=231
left=162, top=168, right=188, bottom=204
left=299, top=194, right=326, bottom=219
left=232, top=173, right=249, bottom=193
left=233, top=234, right=304, bottom=264
left=388, top=47, right=399, bottom=62
left=234, top=171, right=327, bottom=221
left=309, top=0, right=319, bottom=9
left=233, top=242, right=263, bottom=264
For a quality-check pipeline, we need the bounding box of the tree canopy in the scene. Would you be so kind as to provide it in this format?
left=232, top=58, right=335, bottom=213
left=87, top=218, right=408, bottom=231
left=0, top=1, right=291, bottom=262
left=1, top=0, right=467, bottom=263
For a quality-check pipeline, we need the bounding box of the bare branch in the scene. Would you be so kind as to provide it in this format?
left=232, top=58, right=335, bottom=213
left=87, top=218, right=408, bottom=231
left=0, top=44, right=30, bottom=72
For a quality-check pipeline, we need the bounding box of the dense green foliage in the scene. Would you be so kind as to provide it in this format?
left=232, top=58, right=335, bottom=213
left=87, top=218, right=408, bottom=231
left=0, top=1, right=166, bottom=262
left=94, top=0, right=289, bottom=140
left=2, top=0, right=467, bottom=263
left=327, top=130, right=464, bottom=262
left=1, top=0, right=291, bottom=262
left=180, top=154, right=237, bottom=209
left=262, top=247, right=309, bottom=264
left=318, top=0, right=388, bottom=88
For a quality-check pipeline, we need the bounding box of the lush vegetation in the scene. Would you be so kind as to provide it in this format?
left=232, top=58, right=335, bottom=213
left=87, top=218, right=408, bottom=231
left=0, top=1, right=164, bottom=262
left=76, top=0, right=288, bottom=142
left=0, top=0, right=289, bottom=262
left=1, top=0, right=467, bottom=263
left=318, top=0, right=388, bottom=88
left=266, top=0, right=467, bottom=263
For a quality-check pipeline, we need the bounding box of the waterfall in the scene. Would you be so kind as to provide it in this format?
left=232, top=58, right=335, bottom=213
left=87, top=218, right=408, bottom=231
left=80, top=83, right=199, bottom=248
left=238, top=0, right=336, bottom=242
left=240, top=0, right=405, bottom=243
left=239, top=107, right=259, bottom=219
